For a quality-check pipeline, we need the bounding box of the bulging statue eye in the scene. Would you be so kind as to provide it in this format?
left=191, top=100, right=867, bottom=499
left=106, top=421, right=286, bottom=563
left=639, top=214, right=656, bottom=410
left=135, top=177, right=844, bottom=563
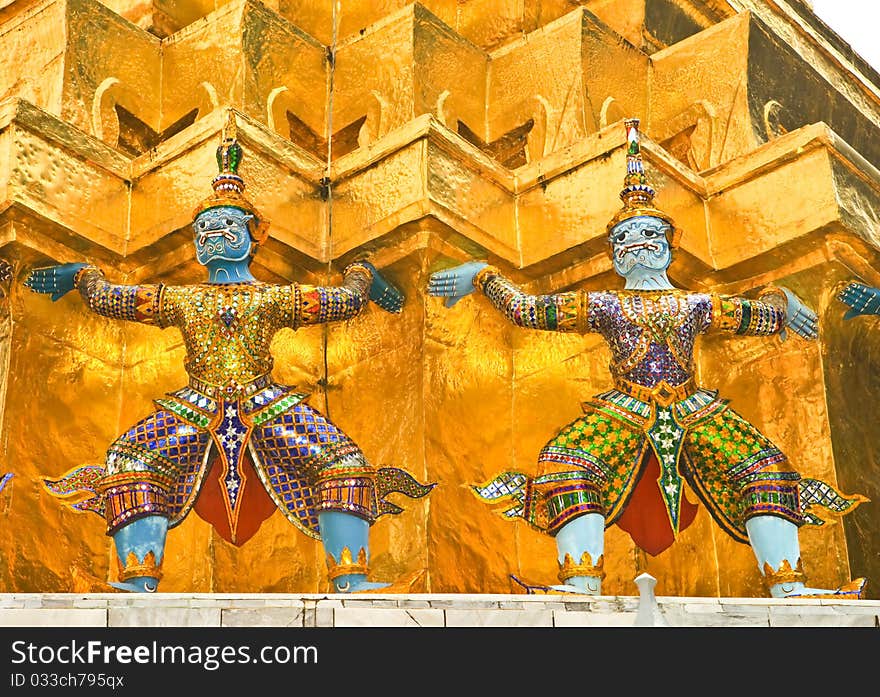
left=614, top=232, right=626, bottom=244
left=225, top=218, right=235, bottom=226
left=643, top=229, right=657, bottom=237
left=198, top=220, right=206, bottom=229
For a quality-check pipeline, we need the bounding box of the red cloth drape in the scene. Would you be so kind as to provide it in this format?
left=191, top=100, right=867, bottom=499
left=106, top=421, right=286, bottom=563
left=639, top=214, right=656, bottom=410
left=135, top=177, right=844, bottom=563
left=615, top=449, right=698, bottom=556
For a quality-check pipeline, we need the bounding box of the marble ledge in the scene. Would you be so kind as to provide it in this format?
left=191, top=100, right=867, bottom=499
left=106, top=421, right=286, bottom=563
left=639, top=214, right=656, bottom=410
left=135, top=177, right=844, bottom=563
left=0, top=594, right=876, bottom=627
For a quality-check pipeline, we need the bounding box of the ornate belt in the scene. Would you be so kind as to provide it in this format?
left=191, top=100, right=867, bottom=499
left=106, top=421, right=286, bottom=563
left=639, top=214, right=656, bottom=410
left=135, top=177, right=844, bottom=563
left=613, top=377, right=697, bottom=407
left=188, top=373, right=273, bottom=399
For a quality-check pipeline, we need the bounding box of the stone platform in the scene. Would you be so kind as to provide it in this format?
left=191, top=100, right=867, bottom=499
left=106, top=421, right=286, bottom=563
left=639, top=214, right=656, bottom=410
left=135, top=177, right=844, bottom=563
left=1, top=593, right=878, bottom=627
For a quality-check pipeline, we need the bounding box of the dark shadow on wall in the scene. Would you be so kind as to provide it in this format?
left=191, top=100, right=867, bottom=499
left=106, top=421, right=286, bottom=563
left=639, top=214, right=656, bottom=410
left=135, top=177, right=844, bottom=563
left=821, top=266, right=880, bottom=600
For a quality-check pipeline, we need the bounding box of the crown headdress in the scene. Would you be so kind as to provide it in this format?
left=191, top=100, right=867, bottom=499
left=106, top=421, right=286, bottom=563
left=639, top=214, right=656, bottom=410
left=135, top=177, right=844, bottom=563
left=606, top=118, right=679, bottom=246
left=192, top=110, right=270, bottom=246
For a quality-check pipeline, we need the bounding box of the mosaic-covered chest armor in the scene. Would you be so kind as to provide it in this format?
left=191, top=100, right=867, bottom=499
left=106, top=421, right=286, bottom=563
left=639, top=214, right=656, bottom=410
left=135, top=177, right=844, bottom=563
left=590, top=291, right=712, bottom=389
left=76, top=266, right=371, bottom=390
left=475, top=267, right=787, bottom=393
left=590, top=290, right=787, bottom=391
left=162, top=283, right=295, bottom=386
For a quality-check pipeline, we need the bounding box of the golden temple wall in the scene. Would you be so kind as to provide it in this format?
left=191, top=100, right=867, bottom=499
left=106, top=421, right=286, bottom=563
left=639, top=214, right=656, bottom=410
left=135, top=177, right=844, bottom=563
left=0, top=0, right=878, bottom=597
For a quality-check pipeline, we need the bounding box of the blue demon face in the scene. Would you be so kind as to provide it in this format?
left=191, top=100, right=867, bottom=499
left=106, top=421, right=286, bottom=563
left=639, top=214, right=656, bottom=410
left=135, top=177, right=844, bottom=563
left=608, top=215, right=672, bottom=280
left=193, top=206, right=254, bottom=266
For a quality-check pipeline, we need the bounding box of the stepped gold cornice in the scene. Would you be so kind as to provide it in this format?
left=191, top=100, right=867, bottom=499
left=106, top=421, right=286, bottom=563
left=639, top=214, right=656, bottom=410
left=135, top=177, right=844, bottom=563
left=3, top=100, right=880, bottom=293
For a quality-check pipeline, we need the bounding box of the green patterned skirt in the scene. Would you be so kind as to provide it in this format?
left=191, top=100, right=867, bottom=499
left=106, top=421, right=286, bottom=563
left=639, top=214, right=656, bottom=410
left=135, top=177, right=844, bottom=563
left=474, top=388, right=863, bottom=546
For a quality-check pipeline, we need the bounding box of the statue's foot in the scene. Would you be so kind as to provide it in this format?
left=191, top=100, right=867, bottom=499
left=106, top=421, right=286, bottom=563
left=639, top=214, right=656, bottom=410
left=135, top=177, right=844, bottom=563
left=333, top=569, right=427, bottom=594
left=510, top=575, right=595, bottom=595
left=70, top=567, right=159, bottom=594
left=347, top=580, right=391, bottom=593
left=777, top=577, right=867, bottom=600
left=108, top=579, right=159, bottom=593
left=550, top=584, right=595, bottom=594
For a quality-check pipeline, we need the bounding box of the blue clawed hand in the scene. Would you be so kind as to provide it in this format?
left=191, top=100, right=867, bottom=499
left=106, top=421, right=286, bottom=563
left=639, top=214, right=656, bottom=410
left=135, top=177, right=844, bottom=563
left=357, top=261, right=404, bottom=314
left=837, top=281, right=880, bottom=320
left=427, top=261, right=488, bottom=308
left=23, top=262, right=88, bottom=301
left=775, top=287, right=818, bottom=341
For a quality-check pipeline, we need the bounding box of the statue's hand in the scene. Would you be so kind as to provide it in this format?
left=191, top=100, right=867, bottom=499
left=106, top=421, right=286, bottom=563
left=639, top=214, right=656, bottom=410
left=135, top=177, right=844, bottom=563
left=427, top=261, right=488, bottom=308
left=837, top=281, right=880, bottom=320
left=776, top=286, right=818, bottom=341
left=357, top=261, right=404, bottom=314
left=23, top=263, right=88, bottom=301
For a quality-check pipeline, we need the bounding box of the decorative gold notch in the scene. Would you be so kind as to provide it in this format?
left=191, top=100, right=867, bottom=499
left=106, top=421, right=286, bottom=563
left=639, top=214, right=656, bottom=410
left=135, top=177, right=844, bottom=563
left=326, top=546, right=368, bottom=581
left=117, top=550, right=163, bottom=582
left=762, top=558, right=805, bottom=587
left=558, top=552, right=606, bottom=583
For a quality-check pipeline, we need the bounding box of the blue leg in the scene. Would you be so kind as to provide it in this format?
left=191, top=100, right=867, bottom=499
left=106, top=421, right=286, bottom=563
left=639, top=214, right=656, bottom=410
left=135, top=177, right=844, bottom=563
left=109, top=516, right=167, bottom=593
left=551, top=513, right=605, bottom=595
left=319, top=511, right=390, bottom=593
left=747, top=515, right=865, bottom=598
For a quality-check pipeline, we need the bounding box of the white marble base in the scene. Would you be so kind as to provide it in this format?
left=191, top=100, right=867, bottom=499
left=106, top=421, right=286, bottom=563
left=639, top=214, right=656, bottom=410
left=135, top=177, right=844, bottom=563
left=0, top=593, right=877, bottom=627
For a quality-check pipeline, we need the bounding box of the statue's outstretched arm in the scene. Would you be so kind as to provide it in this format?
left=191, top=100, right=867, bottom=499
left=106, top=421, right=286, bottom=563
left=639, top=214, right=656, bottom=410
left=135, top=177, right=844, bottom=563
left=294, top=260, right=403, bottom=327
left=837, top=281, right=880, bottom=320
left=24, top=263, right=163, bottom=325
left=428, top=262, right=588, bottom=333
left=710, top=286, right=817, bottom=341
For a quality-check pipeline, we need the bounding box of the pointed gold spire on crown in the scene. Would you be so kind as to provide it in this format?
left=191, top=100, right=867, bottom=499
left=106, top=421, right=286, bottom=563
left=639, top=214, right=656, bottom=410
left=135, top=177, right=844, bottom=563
left=606, top=118, right=680, bottom=247
left=192, top=109, right=270, bottom=246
